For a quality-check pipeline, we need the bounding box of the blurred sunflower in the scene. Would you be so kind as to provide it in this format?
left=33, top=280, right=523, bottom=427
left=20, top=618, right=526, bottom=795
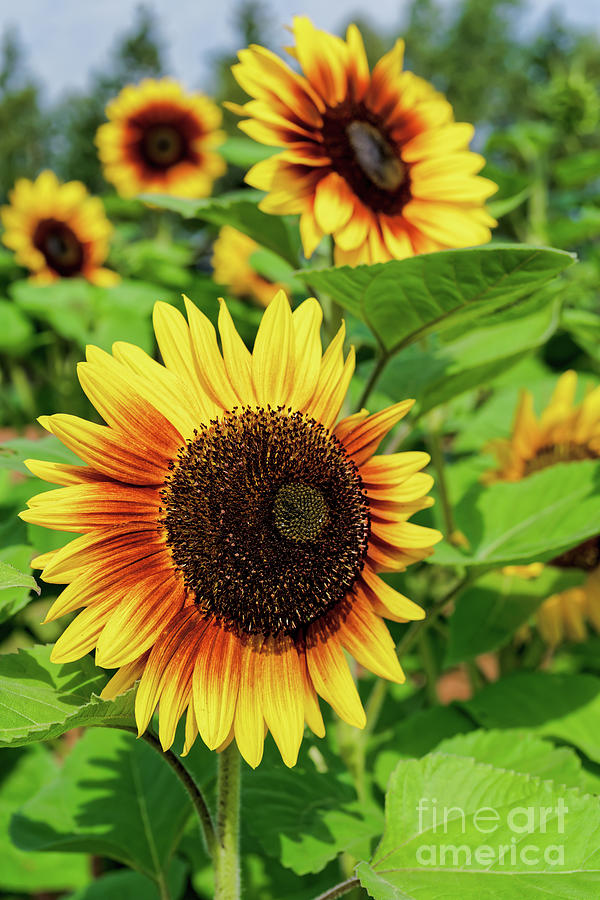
left=487, top=371, right=600, bottom=646
left=212, top=225, right=285, bottom=307
left=21, top=290, right=441, bottom=767
left=96, top=78, right=226, bottom=198
left=0, top=171, right=118, bottom=285
left=229, top=17, right=497, bottom=265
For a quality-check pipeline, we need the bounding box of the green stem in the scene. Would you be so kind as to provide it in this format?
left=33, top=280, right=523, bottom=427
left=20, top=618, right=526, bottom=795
left=156, top=871, right=171, bottom=900
left=426, top=422, right=456, bottom=542
left=313, top=876, right=361, bottom=900
left=214, top=743, right=242, bottom=900
left=418, top=630, right=439, bottom=705
left=357, top=352, right=389, bottom=411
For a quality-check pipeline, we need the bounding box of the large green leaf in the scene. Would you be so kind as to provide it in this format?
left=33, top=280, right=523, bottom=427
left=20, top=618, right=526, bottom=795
left=244, top=742, right=383, bottom=875
left=0, top=545, right=39, bottom=624
left=436, top=730, right=586, bottom=788
left=445, top=568, right=585, bottom=665
left=0, top=745, right=88, bottom=893
left=12, top=728, right=191, bottom=887
left=433, top=459, right=600, bottom=568
left=0, top=434, right=79, bottom=474
left=373, top=293, right=560, bottom=416
left=374, top=705, right=474, bottom=791
left=297, top=245, right=574, bottom=353
left=358, top=754, right=600, bottom=899
left=0, top=645, right=135, bottom=747
left=464, top=672, right=600, bottom=763
left=141, top=191, right=301, bottom=267
left=10, top=278, right=163, bottom=353
left=65, top=861, right=187, bottom=900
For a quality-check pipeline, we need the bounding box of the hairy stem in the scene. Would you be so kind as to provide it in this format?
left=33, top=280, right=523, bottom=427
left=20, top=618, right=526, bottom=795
left=214, top=742, right=242, bottom=900
left=313, top=876, right=361, bottom=900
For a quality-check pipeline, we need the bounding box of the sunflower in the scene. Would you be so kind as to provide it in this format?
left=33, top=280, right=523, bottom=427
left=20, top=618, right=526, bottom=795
left=1, top=171, right=118, bottom=285
left=212, top=225, right=286, bottom=307
left=96, top=78, right=226, bottom=198
left=487, top=371, right=600, bottom=646
left=21, top=290, right=441, bottom=767
left=229, top=17, right=497, bottom=265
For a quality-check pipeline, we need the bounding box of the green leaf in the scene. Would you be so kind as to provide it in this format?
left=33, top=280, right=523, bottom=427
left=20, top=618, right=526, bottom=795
left=0, top=644, right=135, bottom=747
left=65, top=861, right=188, bottom=900
left=433, top=459, right=600, bottom=568
left=297, top=245, right=575, bottom=353
left=464, top=672, right=600, bottom=763
left=0, top=547, right=38, bottom=594
left=374, top=706, right=475, bottom=791
left=436, top=730, right=586, bottom=787
left=374, top=293, right=560, bottom=417
left=445, top=568, right=585, bottom=665
left=0, top=745, right=88, bottom=893
left=0, top=434, right=79, bottom=473
left=10, top=278, right=163, bottom=353
left=0, top=299, right=34, bottom=354
left=359, top=754, right=600, bottom=899
left=244, top=742, right=383, bottom=875
left=0, top=545, right=39, bottom=623
left=554, top=149, right=600, bottom=187
left=548, top=208, right=600, bottom=248
left=219, top=136, right=275, bottom=168
left=562, top=307, right=600, bottom=364
left=12, top=728, right=191, bottom=886
left=140, top=191, right=301, bottom=267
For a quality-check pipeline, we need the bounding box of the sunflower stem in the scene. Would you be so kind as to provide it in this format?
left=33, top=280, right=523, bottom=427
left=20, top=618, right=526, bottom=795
left=356, top=351, right=389, bottom=411
left=214, top=743, right=242, bottom=900
left=312, top=876, right=361, bottom=900
left=426, top=414, right=459, bottom=544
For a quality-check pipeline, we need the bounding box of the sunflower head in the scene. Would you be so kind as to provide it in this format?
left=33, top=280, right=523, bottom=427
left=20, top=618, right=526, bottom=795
left=212, top=225, right=285, bottom=307
left=21, top=289, right=441, bottom=768
left=487, top=370, right=600, bottom=646
left=486, top=370, right=600, bottom=484
left=96, top=78, right=226, bottom=198
left=229, top=16, right=497, bottom=265
left=0, top=171, right=118, bottom=285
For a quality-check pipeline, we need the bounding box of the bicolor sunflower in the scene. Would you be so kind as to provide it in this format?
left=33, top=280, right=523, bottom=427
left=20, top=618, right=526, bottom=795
left=96, top=78, right=226, bottom=198
left=212, top=225, right=285, bottom=307
left=487, top=371, right=600, bottom=646
left=21, top=290, right=441, bottom=767
left=0, top=171, right=118, bottom=285
left=229, top=17, right=497, bottom=265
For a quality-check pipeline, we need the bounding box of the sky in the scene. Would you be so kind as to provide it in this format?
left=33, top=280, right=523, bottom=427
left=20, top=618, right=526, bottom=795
left=4, top=0, right=600, bottom=103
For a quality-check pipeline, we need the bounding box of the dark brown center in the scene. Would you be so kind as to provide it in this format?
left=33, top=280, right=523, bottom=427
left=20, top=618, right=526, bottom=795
left=161, top=407, right=370, bottom=638
left=32, top=219, right=84, bottom=277
left=141, top=124, right=186, bottom=169
left=321, top=102, right=410, bottom=214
